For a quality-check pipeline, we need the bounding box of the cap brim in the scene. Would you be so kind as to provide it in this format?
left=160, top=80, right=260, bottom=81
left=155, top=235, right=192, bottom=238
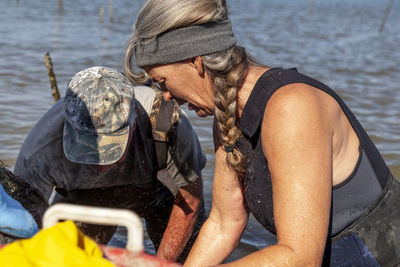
left=63, top=120, right=129, bottom=165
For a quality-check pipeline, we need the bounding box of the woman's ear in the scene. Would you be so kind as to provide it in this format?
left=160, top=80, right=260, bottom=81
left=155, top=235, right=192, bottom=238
left=192, top=56, right=205, bottom=77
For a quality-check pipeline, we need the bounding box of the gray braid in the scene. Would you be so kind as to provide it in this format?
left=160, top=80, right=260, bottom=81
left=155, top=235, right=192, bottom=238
left=202, top=45, right=249, bottom=179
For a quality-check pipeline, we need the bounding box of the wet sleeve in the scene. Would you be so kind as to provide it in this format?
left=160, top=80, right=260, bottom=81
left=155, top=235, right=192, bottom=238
left=13, top=148, right=56, bottom=203
left=13, top=100, right=66, bottom=202
left=156, top=112, right=206, bottom=196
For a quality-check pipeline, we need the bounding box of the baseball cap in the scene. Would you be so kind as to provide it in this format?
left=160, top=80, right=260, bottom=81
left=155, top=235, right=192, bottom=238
left=63, top=66, right=136, bottom=165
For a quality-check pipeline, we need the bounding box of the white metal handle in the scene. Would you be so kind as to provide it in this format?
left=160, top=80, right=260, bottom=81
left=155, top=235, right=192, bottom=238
left=42, top=203, right=143, bottom=252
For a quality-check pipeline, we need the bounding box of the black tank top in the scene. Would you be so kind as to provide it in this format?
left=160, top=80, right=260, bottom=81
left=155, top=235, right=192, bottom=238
left=238, top=68, right=389, bottom=236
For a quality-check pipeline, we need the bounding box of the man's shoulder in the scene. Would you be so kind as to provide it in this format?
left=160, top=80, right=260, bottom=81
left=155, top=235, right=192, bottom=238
left=133, top=85, right=157, bottom=115
left=18, top=100, right=65, bottom=159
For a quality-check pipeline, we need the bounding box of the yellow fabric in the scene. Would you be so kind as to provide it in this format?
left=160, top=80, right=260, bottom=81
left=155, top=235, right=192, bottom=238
left=0, top=220, right=115, bottom=267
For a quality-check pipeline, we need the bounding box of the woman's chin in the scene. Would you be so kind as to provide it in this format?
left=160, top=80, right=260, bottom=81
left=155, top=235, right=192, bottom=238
left=188, top=103, right=212, bottom=117
left=195, top=108, right=213, bottom=117
left=196, top=110, right=209, bottom=117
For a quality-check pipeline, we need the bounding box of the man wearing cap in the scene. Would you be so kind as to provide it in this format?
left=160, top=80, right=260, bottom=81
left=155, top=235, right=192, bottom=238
left=2, top=66, right=206, bottom=262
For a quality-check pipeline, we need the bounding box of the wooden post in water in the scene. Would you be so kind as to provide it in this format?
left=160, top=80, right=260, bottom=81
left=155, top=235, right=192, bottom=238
left=108, top=0, right=114, bottom=23
left=308, top=0, right=314, bottom=15
left=58, top=0, right=63, bottom=13
left=100, top=5, right=105, bottom=24
left=44, top=52, right=60, bottom=102
left=379, top=0, right=394, bottom=33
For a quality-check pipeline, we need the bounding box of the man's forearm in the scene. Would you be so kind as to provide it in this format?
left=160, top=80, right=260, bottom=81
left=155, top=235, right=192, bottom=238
left=156, top=181, right=203, bottom=262
left=156, top=201, right=199, bottom=261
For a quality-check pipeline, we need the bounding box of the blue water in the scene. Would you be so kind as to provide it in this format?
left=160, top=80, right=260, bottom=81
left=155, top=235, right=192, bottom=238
left=1, top=0, right=399, bottom=261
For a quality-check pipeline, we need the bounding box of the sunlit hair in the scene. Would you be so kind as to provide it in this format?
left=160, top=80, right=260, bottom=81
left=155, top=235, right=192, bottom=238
left=124, top=0, right=226, bottom=85
left=124, top=0, right=264, bottom=183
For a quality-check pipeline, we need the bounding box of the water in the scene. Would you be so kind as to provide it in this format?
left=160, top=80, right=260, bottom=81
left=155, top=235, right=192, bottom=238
left=1, top=0, right=399, bottom=262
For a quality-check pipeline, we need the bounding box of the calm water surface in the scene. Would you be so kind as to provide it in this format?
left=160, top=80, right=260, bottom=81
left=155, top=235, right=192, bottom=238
left=1, top=0, right=399, bottom=261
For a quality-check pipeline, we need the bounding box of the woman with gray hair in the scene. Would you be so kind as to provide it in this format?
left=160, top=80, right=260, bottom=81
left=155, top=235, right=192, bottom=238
left=124, top=0, right=400, bottom=266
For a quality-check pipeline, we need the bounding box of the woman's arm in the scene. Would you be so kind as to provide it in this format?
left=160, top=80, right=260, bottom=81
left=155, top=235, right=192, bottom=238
left=184, top=146, right=249, bottom=266
left=221, top=83, right=334, bottom=266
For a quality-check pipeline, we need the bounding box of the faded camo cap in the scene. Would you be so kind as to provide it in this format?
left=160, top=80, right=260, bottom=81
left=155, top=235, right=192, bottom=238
left=63, top=66, right=136, bottom=165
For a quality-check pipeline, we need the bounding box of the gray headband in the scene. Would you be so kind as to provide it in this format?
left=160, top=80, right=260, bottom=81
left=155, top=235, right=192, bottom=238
left=134, top=20, right=236, bottom=67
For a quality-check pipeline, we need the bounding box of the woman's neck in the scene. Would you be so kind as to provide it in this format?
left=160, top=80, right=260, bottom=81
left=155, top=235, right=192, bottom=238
left=236, top=65, right=270, bottom=118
